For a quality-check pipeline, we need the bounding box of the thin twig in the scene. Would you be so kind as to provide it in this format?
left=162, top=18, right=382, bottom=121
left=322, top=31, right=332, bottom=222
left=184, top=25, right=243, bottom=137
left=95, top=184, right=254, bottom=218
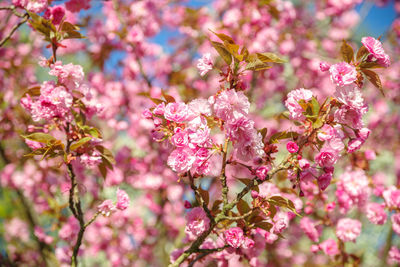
left=0, top=13, right=29, bottom=47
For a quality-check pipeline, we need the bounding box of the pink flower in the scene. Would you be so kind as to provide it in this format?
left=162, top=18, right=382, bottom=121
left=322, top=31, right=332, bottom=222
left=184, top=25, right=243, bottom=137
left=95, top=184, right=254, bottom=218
left=347, top=138, right=363, bottom=153
left=25, top=139, right=43, bottom=150
left=284, top=88, right=314, bottom=120
left=98, top=199, right=115, bottom=216
left=391, top=213, right=400, bottom=235
left=319, top=62, right=330, bottom=72
left=34, top=226, right=53, bottom=244
left=167, top=147, right=195, bottom=173
left=242, top=237, right=255, bottom=249
left=317, top=172, right=332, bottom=191
left=234, top=132, right=265, bottom=162
left=153, top=102, right=165, bottom=116
left=286, top=141, right=299, bottom=153
left=80, top=151, right=102, bottom=167
left=272, top=218, right=287, bottom=234
left=65, top=0, right=91, bottom=12
left=197, top=53, right=213, bottom=76
left=334, top=86, right=365, bottom=110
left=361, top=36, right=390, bottom=67
left=366, top=203, right=387, bottom=225
left=171, top=128, right=189, bottom=147
left=116, top=189, right=130, bottom=210
left=383, top=186, right=400, bottom=208
left=214, top=89, right=250, bottom=121
left=389, top=246, right=400, bottom=264
left=334, top=105, right=366, bottom=130
left=256, top=166, right=270, bottom=180
left=300, top=217, right=320, bottom=242
left=317, top=125, right=335, bottom=141
left=49, top=62, right=84, bottom=90
left=314, top=148, right=338, bottom=167
left=336, top=218, right=362, bottom=242
left=224, top=227, right=244, bottom=248
left=45, top=6, right=65, bottom=25
left=319, top=239, right=339, bottom=256
left=185, top=207, right=210, bottom=240
left=164, top=102, right=189, bottom=123
left=329, top=62, right=357, bottom=87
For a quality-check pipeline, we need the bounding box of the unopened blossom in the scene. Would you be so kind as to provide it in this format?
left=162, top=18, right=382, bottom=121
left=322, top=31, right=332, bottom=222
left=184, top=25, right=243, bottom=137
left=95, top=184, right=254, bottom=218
left=285, top=88, right=314, bottom=120
left=286, top=141, right=299, bottom=153
left=319, top=62, right=330, bottom=72
left=167, top=147, right=195, bottom=173
left=329, top=62, right=357, bottom=87
left=164, top=102, right=189, bottom=123
left=336, top=218, right=361, bottom=242
left=224, top=227, right=245, bottom=248
left=214, top=89, right=250, bottom=121
left=317, top=172, right=332, bottom=191
left=197, top=53, right=213, bottom=76
left=319, top=239, right=339, bottom=256
left=366, top=203, right=387, bottom=225
left=347, top=138, right=363, bottom=153
left=98, top=200, right=115, bottom=216
left=65, top=0, right=91, bottom=12
left=185, top=207, right=210, bottom=240
left=44, top=5, right=66, bottom=25
left=25, top=139, right=43, bottom=150
left=361, top=36, right=390, bottom=67
left=116, top=189, right=130, bottom=210
left=256, top=166, right=270, bottom=180
left=300, top=217, right=320, bottom=242
left=242, top=237, right=255, bottom=249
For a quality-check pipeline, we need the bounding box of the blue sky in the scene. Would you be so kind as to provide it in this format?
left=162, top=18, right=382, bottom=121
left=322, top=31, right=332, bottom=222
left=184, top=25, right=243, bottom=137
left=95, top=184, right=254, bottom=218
left=103, top=0, right=398, bottom=74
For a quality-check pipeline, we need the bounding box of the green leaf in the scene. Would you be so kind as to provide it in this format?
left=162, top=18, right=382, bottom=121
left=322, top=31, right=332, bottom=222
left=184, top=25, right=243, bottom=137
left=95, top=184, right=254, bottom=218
left=362, top=69, right=384, bottom=95
left=70, top=137, right=91, bottom=151
left=268, top=196, right=299, bottom=215
left=245, top=57, right=271, bottom=71
left=254, top=221, right=273, bottom=231
left=198, top=187, right=210, bottom=206
left=211, top=41, right=232, bottom=65
left=310, top=97, right=320, bottom=116
left=209, top=30, right=235, bottom=44
left=256, top=52, right=286, bottom=64
left=61, top=21, right=79, bottom=32
left=96, top=145, right=116, bottom=165
left=269, top=131, right=299, bottom=143
left=237, top=199, right=251, bottom=215
left=340, top=40, right=354, bottom=63
left=98, top=162, right=108, bottom=178
left=161, top=90, right=176, bottom=103
left=22, top=133, right=56, bottom=144
left=359, top=61, right=385, bottom=69
left=258, top=128, right=268, bottom=140
left=356, top=45, right=369, bottom=61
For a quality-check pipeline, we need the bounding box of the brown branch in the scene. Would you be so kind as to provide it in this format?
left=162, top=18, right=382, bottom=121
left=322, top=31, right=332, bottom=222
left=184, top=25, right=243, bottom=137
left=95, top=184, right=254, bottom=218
left=188, top=172, right=214, bottom=223
left=188, top=245, right=229, bottom=267
left=0, top=12, right=29, bottom=47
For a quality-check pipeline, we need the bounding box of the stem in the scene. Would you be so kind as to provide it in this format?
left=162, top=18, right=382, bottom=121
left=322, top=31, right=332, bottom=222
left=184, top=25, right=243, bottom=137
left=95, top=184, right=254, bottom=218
left=188, top=172, right=214, bottom=223
left=187, top=246, right=229, bottom=267
left=220, top=139, right=229, bottom=210
left=0, top=12, right=29, bottom=47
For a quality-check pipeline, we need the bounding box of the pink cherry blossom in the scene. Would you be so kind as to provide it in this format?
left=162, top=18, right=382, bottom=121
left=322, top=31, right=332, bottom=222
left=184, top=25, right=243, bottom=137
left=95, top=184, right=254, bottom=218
left=164, top=102, right=189, bottom=123
left=366, top=203, right=387, bottom=225
left=185, top=207, right=210, bottom=240
left=319, top=239, right=339, bottom=256
left=167, top=147, right=195, bottom=173
left=256, top=166, right=270, bottom=180
left=98, top=200, right=115, bottom=216
left=329, top=62, right=357, bottom=87
left=284, top=88, right=314, bottom=120
left=361, top=36, right=390, bottom=67
left=336, top=218, right=361, bottom=242
left=224, top=227, right=244, bottom=248
left=116, top=189, right=130, bottom=210
left=197, top=53, right=213, bottom=76
left=286, top=141, right=299, bottom=153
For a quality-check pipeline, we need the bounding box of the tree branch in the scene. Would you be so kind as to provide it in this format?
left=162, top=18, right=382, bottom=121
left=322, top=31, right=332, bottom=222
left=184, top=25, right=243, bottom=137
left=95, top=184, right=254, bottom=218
left=0, top=12, right=29, bottom=47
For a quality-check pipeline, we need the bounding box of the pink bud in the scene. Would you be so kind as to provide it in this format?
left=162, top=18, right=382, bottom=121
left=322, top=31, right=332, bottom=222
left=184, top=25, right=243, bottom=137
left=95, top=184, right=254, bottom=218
left=286, top=141, right=299, bottom=153
left=319, top=62, right=330, bottom=72
left=184, top=200, right=192, bottom=209
left=251, top=190, right=259, bottom=199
